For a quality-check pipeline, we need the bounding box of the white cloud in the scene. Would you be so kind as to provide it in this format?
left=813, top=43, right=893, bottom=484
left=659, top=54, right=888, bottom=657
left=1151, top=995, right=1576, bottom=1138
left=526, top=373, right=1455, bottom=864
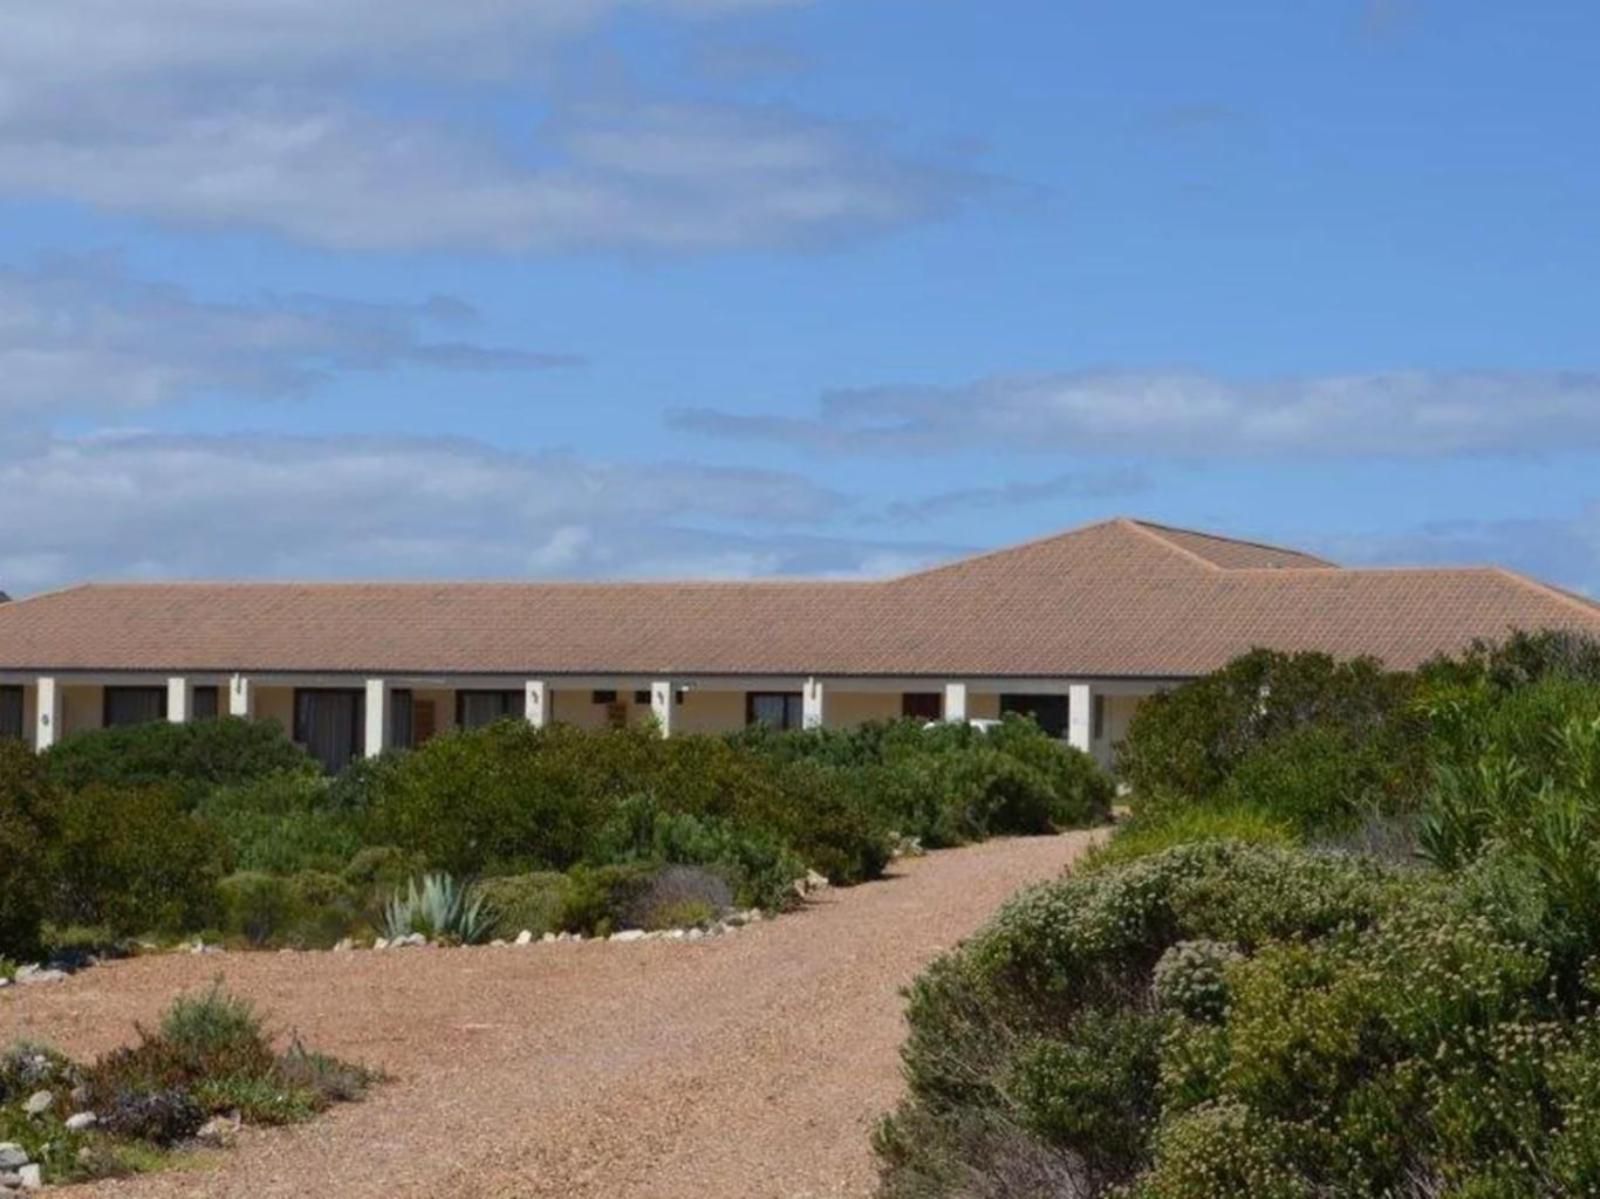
left=0, top=1, right=971, bottom=252
left=0, top=256, right=573, bottom=419
left=671, top=369, right=1600, bottom=457
left=0, top=433, right=945, bottom=592
left=880, top=470, right=1149, bottom=524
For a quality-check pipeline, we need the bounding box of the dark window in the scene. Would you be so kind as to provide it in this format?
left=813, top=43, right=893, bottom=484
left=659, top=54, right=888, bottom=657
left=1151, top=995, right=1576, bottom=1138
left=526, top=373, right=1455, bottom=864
left=1092, top=694, right=1106, bottom=742
left=104, top=686, right=168, bottom=728
left=194, top=686, right=221, bottom=721
left=999, top=694, right=1070, bottom=739
left=294, top=689, right=364, bottom=774
left=633, top=689, right=651, bottom=705
left=391, top=689, right=415, bottom=750
left=901, top=692, right=942, bottom=721
left=746, top=692, right=804, bottom=731
left=0, top=686, right=23, bottom=741
left=456, top=690, right=522, bottom=730
left=633, top=688, right=684, bottom=706
left=592, top=689, right=618, bottom=705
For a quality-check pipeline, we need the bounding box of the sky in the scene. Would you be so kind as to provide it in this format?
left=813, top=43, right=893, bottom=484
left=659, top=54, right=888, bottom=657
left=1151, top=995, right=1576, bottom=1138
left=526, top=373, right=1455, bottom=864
left=3, top=0, right=1598, bottom=596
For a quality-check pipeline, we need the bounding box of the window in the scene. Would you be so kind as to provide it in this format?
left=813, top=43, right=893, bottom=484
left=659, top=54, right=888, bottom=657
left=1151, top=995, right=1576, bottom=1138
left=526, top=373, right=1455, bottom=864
left=391, top=689, right=415, bottom=750
left=633, top=688, right=684, bottom=706
left=747, top=691, right=804, bottom=730
left=633, top=689, right=651, bottom=705
left=294, top=689, right=364, bottom=774
left=901, top=692, right=942, bottom=721
left=1092, top=694, right=1106, bottom=742
left=456, top=690, right=522, bottom=730
left=999, top=694, right=1069, bottom=739
left=592, top=689, right=618, bottom=705
left=103, top=686, right=167, bottom=728
left=0, top=686, right=23, bottom=741
left=194, top=686, right=221, bottom=721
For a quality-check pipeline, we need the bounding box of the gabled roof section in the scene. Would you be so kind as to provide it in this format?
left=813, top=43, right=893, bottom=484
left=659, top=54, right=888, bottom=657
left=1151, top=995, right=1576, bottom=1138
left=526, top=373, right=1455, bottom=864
left=1129, top=520, right=1338, bottom=570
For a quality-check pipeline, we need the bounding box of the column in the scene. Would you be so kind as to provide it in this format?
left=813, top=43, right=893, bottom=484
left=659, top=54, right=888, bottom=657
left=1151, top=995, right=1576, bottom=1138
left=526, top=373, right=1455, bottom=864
left=650, top=680, right=676, bottom=737
left=802, top=677, right=828, bottom=731
left=228, top=674, right=255, bottom=718
left=364, top=678, right=391, bottom=758
left=524, top=680, right=550, bottom=729
left=35, top=676, right=63, bottom=751
left=943, top=681, right=969, bottom=723
left=167, top=676, right=193, bottom=724
left=1067, top=682, right=1093, bottom=754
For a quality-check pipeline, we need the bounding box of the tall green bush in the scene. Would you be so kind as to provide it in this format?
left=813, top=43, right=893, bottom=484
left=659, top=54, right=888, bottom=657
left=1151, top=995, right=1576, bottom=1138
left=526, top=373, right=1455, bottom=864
left=44, top=718, right=318, bottom=804
left=0, top=739, right=58, bottom=959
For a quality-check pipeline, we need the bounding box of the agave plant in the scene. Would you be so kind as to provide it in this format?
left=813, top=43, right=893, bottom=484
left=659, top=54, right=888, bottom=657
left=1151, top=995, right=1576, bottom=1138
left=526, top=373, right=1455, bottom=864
left=382, top=873, right=492, bottom=944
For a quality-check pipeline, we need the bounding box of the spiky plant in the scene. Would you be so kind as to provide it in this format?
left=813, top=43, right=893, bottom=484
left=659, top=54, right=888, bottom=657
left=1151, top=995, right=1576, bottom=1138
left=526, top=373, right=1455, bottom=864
left=382, top=873, right=492, bottom=944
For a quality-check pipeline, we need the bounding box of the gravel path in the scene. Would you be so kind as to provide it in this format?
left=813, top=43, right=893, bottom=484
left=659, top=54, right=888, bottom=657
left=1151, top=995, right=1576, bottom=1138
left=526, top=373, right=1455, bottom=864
left=2, top=832, right=1099, bottom=1198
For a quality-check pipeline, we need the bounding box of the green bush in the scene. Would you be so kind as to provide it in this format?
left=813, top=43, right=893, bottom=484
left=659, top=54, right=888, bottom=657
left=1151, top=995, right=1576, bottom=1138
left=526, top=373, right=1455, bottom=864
left=1083, top=801, right=1296, bottom=872
left=558, top=861, right=661, bottom=936
left=219, top=872, right=295, bottom=946
left=197, top=772, right=362, bottom=875
left=1215, top=723, right=1392, bottom=836
left=472, top=872, right=571, bottom=940
left=44, top=717, right=318, bottom=804
left=381, top=872, right=492, bottom=944
left=341, top=845, right=429, bottom=895
left=219, top=870, right=362, bottom=948
left=50, top=784, right=228, bottom=935
left=0, top=740, right=58, bottom=959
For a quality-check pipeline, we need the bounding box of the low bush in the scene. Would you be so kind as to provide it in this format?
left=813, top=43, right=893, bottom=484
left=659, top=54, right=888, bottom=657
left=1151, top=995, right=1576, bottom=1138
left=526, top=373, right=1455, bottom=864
left=197, top=773, right=362, bottom=875
left=1083, top=801, right=1296, bottom=871
left=342, top=845, right=429, bottom=894
left=628, top=865, right=732, bottom=930
left=219, top=871, right=363, bottom=948
left=44, top=717, right=318, bottom=805
left=0, top=740, right=57, bottom=959
left=471, top=872, right=570, bottom=940
left=558, top=862, right=661, bottom=936
left=50, top=784, right=228, bottom=936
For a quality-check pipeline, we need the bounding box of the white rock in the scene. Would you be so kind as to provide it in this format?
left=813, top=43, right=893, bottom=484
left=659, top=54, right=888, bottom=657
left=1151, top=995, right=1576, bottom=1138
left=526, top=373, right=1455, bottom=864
left=17, top=967, right=65, bottom=985
left=686, top=927, right=704, bottom=941
left=332, top=938, right=354, bottom=953
left=805, top=868, right=830, bottom=892
left=64, top=1113, right=97, bottom=1132
left=0, top=1145, right=27, bottom=1170
left=514, top=930, right=534, bottom=946
left=610, top=929, right=647, bottom=943
left=541, top=932, right=557, bottom=944
left=0, top=1170, right=21, bottom=1189
left=19, top=1163, right=43, bottom=1191
left=0, top=977, right=9, bottom=989
left=23, top=1091, right=53, bottom=1117
left=489, top=938, right=507, bottom=947
left=196, top=1114, right=241, bottom=1148
left=372, top=937, right=390, bottom=950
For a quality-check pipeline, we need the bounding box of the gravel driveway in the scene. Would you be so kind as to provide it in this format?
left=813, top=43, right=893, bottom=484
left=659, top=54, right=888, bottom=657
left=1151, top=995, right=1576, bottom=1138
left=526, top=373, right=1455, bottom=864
left=2, top=832, right=1099, bottom=1198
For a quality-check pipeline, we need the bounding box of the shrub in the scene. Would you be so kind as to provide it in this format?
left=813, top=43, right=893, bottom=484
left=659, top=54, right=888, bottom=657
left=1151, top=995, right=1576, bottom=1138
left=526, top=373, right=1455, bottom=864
left=219, top=871, right=362, bottom=948
left=1215, top=723, right=1392, bottom=837
left=1116, top=649, right=1417, bottom=807
left=1150, top=940, right=1241, bottom=1023
left=0, top=740, right=57, bottom=959
left=219, top=872, right=295, bottom=947
left=558, top=862, right=661, bottom=936
left=382, top=873, right=491, bottom=944
left=197, top=773, right=362, bottom=875
left=471, top=872, right=570, bottom=940
left=1083, top=801, right=1297, bottom=872
left=342, top=845, right=429, bottom=895
left=49, top=784, right=228, bottom=935
left=627, top=865, right=732, bottom=930
left=97, top=1088, right=206, bottom=1147
left=44, top=717, right=318, bottom=804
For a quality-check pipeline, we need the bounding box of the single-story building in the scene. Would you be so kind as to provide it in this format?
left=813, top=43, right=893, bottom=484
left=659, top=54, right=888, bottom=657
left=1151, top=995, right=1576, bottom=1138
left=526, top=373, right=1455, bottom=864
left=3, top=517, right=1599, bottom=773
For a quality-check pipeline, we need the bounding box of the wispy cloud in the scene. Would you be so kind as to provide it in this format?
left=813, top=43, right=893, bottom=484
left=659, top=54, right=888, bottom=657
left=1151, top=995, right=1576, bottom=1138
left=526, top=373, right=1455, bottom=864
left=0, top=2, right=976, bottom=253
left=0, top=256, right=574, bottom=419
left=0, top=432, right=945, bottom=593
left=672, top=369, right=1600, bottom=458
left=880, top=470, right=1149, bottom=524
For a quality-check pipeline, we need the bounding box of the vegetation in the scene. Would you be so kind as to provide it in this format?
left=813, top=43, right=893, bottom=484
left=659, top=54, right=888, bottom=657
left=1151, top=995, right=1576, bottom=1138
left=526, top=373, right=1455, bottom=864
left=382, top=873, right=492, bottom=944
left=0, top=710, right=1108, bottom=959
left=877, top=632, right=1600, bottom=1198
left=0, top=983, right=375, bottom=1184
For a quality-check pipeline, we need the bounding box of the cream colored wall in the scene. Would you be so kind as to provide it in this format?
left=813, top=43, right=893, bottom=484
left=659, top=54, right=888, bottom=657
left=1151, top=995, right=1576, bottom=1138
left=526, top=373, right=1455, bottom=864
left=551, top=688, right=611, bottom=731
left=827, top=691, right=902, bottom=726
left=968, top=692, right=1001, bottom=720
left=62, top=684, right=104, bottom=736
left=254, top=686, right=295, bottom=733
left=673, top=690, right=747, bottom=735
left=410, top=688, right=456, bottom=741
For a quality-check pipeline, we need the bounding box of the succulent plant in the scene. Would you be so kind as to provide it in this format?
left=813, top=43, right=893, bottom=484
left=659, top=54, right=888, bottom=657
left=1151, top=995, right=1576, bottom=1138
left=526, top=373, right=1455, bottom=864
left=381, top=873, right=491, bottom=944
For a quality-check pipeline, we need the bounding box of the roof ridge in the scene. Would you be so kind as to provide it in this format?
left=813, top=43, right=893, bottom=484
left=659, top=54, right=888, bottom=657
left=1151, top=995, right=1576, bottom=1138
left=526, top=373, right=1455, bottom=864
left=0, top=582, right=94, bottom=609
left=1120, top=518, right=1225, bottom=571
left=1487, top=566, right=1600, bottom=618
left=889, top=516, right=1221, bottom=582
left=1131, top=519, right=1338, bottom=568
left=28, top=578, right=886, bottom=591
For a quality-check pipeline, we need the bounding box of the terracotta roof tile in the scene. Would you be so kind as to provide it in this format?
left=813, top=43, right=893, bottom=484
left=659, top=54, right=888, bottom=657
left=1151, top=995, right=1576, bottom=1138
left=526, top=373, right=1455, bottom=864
left=2, top=519, right=1597, bottom=679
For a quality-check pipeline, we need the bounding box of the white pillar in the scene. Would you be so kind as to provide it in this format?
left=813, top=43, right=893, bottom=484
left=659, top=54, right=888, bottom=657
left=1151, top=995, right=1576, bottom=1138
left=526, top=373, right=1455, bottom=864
left=228, top=674, right=255, bottom=719
left=167, top=676, right=193, bottom=724
left=943, top=682, right=969, bottom=723
left=651, top=680, right=676, bottom=737
left=35, top=676, right=63, bottom=751
left=803, top=677, right=828, bottom=731
left=364, top=678, right=391, bottom=758
left=1067, top=682, right=1093, bottom=754
left=524, top=680, right=550, bottom=729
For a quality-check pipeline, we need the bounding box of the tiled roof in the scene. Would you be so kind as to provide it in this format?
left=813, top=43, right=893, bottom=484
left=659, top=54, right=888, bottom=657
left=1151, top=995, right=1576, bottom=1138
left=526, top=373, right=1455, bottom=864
left=2, top=518, right=1597, bottom=679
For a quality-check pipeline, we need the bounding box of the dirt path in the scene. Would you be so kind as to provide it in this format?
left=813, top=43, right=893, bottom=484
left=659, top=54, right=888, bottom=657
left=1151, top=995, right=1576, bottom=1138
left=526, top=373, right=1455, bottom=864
left=1, top=832, right=1099, bottom=1199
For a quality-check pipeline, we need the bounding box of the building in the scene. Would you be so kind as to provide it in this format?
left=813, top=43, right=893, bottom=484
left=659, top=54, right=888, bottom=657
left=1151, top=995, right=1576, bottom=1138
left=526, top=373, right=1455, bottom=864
left=3, top=518, right=1599, bottom=773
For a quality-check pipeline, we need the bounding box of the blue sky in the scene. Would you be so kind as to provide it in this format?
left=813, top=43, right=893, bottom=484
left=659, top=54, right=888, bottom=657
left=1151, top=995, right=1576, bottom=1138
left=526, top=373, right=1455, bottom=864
left=3, top=0, right=1598, bottom=595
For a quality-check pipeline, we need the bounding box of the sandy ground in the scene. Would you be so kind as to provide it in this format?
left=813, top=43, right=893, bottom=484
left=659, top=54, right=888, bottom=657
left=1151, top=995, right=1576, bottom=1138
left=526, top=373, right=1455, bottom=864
left=1, top=832, right=1099, bottom=1199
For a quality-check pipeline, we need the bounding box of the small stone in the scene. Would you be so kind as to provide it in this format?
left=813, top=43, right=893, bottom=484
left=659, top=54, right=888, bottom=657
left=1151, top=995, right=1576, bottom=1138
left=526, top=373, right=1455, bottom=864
left=332, top=938, right=354, bottom=953
left=805, top=868, right=830, bottom=892
left=23, top=1091, right=53, bottom=1117
left=489, top=938, right=507, bottom=947
left=0, top=1170, right=21, bottom=1188
left=0, top=1145, right=27, bottom=1170
left=610, top=929, right=646, bottom=944
left=18, top=1164, right=43, bottom=1191
left=0, top=977, right=9, bottom=990
left=19, top=969, right=66, bottom=985
left=372, top=937, right=390, bottom=950
left=196, top=1114, right=241, bottom=1148
left=64, top=1112, right=97, bottom=1132
left=686, top=928, right=704, bottom=941
left=541, top=932, right=557, bottom=944
left=514, top=930, right=534, bottom=946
